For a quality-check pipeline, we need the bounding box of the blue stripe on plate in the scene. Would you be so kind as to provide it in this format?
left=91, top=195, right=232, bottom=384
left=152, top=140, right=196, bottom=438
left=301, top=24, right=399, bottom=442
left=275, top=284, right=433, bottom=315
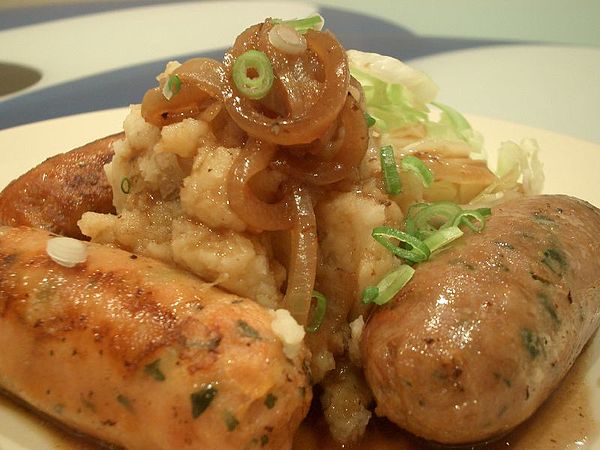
left=322, top=6, right=511, bottom=60
left=0, top=5, right=511, bottom=129
left=0, top=49, right=225, bottom=130
left=0, top=0, right=175, bottom=31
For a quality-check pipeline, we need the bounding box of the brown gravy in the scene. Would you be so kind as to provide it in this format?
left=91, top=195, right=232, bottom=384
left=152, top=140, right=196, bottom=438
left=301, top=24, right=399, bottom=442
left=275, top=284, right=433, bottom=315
left=0, top=337, right=597, bottom=450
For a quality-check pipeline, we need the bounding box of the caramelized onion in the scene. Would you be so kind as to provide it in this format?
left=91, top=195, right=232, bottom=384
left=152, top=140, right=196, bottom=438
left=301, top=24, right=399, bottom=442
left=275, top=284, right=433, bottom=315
left=268, top=24, right=307, bottom=55
left=272, top=95, right=368, bottom=185
left=282, top=185, right=318, bottom=325
left=227, top=138, right=292, bottom=231
left=222, top=21, right=349, bottom=145
left=138, top=20, right=371, bottom=325
left=141, top=58, right=225, bottom=127
left=418, top=154, right=498, bottom=185
left=211, top=107, right=247, bottom=148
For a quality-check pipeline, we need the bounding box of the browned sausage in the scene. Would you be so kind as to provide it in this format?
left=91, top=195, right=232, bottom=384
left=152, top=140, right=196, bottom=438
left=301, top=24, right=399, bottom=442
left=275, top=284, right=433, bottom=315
left=361, top=195, right=600, bottom=444
left=0, top=133, right=120, bottom=239
left=0, top=226, right=311, bottom=449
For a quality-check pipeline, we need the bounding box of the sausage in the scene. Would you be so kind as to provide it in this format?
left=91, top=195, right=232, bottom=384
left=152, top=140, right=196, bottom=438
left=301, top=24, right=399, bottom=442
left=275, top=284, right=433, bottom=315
left=361, top=195, right=600, bottom=444
left=0, top=226, right=311, bottom=449
left=0, top=133, right=119, bottom=239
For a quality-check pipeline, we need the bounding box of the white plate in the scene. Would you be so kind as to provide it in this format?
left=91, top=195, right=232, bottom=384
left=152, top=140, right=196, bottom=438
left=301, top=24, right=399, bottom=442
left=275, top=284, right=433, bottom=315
left=0, top=109, right=599, bottom=449
left=408, top=45, right=600, bottom=145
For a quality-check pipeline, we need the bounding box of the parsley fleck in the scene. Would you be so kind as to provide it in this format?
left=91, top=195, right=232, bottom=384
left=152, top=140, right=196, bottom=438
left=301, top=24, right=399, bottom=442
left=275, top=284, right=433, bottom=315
left=190, top=384, right=218, bottom=418
left=521, top=328, right=545, bottom=359
left=541, top=248, right=567, bottom=276
left=223, top=411, right=239, bottom=431
left=144, top=359, right=166, bottom=381
left=539, top=293, right=560, bottom=324
left=264, top=393, right=278, bottom=409
left=237, top=320, right=261, bottom=339
left=117, top=394, right=134, bottom=412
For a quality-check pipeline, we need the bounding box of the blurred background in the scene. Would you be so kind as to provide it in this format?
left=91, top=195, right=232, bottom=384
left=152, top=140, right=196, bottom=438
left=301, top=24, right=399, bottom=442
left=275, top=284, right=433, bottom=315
left=1, top=0, right=599, bottom=142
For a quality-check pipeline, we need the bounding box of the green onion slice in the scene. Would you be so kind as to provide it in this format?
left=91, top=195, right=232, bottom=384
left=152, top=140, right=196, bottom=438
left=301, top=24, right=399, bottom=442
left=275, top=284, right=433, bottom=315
left=452, top=210, right=487, bottom=232
left=232, top=50, right=274, bottom=100
left=423, top=226, right=464, bottom=253
left=306, top=290, right=327, bottom=333
left=401, top=155, right=434, bottom=187
left=410, top=201, right=463, bottom=239
left=362, top=265, right=415, bottom=305
left=474, top=207, right=492, bottom=218
left=162, top=74, right=181, bottom=100
left=272, top=14, right=324, bottom=33
left=379, top=145, right=401, bottom=195
left=361, top=286, right=379, bottom=303
left=372, top=226, right=430, bottom=263
left=404, top=202, right=429, bottom=236
left=364, top=112, right=376, bottom=128
left=405, top=202, right=491, bottom=241
left=120, top=177, right=131, bottom=194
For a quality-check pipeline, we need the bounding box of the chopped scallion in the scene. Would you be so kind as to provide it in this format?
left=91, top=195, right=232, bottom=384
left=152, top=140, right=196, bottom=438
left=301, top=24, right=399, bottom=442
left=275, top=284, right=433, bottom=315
left=368, top=199, right=492, bottom=308
left=401, top=155, right=434, bottom=187
left=404, top=203, right=429, bottom=236
left=379, top=145, right=401, bottom=195
left=364, top=112, right=376, bottom=128
left=306, top=290, right=327, bottom=333
left=232, top=50, right=274, bottom=100
left=362, top=265, right=415, bottom=305
left=410, top=201, right=463, bottom=239
left=361, top=286, right=379, bottom=303
left=272, top=14, right=324, bottom=33
left=474, top=207, right=492, bottom=218
left=423, top=226, right=464, bottom=253
left=120, top=177, right=131, bottom=194
left=452, top=210, right=487, bottom=232
left=162, top=74, right=181, bottom=100
left=372, top=226, right=430, bottom=263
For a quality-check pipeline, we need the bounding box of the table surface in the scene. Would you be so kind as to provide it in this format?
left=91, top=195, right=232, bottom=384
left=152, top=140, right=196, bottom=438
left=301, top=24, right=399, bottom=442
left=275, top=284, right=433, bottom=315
left=1, top=0, right=599, bottom=143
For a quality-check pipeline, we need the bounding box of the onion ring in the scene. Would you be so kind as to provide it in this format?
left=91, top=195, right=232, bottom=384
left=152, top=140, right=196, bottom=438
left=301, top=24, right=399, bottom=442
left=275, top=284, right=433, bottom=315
left=222, top=21, right=349, bottom=145
left=272, top=94, right=368, bottom=185
left=281, top=185, right=318, bottom=325
left=141, top=58, right=225, bottom=127
left=227, top=138, right=292, bottom=231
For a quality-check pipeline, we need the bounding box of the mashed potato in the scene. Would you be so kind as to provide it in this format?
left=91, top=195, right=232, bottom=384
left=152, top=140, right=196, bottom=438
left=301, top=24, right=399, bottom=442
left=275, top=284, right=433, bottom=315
left=80, top=103, right=399, bottom=316
left=79, top=106, right=288, bottom=308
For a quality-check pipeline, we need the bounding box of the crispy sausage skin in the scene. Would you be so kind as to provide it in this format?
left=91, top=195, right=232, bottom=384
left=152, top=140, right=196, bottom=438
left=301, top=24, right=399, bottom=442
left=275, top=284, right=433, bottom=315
left=0, top=133, right=119, bottom=239
left=0, top=226, right=311, bottom=450
left=362, top=195, right=600, bottom=444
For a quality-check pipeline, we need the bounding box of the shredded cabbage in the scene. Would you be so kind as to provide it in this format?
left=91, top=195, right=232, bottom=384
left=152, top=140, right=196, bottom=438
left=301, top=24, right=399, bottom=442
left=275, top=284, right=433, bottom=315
left=348, top=49, right=545, bottom=205
left=427, top=102, right=483, bottom=152
left=496, top=138, right=545, bottom=195
left=470, top=138, right=545, bottom=206
left=347, top=50, right=481, bottom=151
left=347, top=50, right=435, bottom=132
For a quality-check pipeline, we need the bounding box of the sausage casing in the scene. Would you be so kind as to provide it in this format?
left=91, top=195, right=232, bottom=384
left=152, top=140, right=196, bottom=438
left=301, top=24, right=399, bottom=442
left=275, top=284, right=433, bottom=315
left=0, top=226, right=311, bottom=449
left=0, top=133, right=119, bottom=239
left=362, top=195, right=600, bottom=444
